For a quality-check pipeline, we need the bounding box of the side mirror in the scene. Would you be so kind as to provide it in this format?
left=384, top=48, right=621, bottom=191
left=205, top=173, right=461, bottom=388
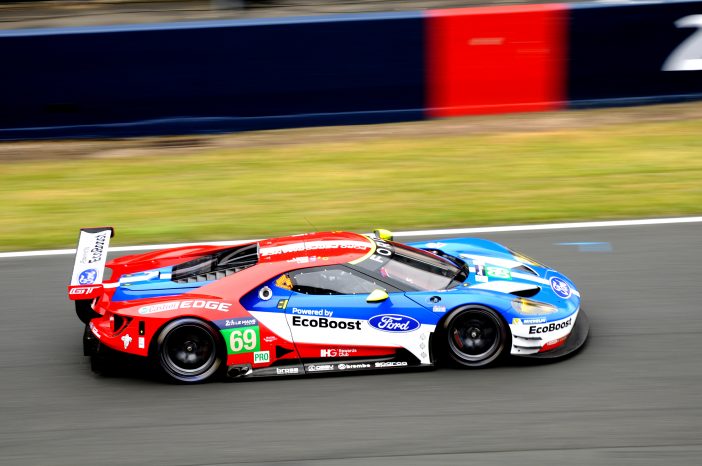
left=366, top=289, right=389, bottom=303
left=373, top=229, right=394, bottom=241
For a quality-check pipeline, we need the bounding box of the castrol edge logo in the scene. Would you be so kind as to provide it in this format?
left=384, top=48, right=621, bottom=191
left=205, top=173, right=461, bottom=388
left=138, top=300, right=231, bottom=315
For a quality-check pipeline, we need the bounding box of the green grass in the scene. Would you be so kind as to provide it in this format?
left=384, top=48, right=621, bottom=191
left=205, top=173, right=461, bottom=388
left=2, top=118, right=702, bottom=251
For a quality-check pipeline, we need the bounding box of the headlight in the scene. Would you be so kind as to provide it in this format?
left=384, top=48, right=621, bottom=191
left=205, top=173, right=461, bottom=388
left=511, top=298, right=558, bottom=315
left=510, top=249, right=546, bottom=268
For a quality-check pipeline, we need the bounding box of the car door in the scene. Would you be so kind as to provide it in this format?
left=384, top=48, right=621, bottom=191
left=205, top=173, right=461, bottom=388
left=284, top=265, right=433, bottom=367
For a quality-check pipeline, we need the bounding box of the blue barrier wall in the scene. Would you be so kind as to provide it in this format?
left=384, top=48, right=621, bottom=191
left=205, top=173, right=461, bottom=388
left=1, top=14, right=425, bottom=139
left=5, top=2, right=702, bottom=139
left=568, top=1, right=702, bottom=107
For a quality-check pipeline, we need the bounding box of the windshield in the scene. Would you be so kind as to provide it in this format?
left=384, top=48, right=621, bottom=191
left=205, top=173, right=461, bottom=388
left=351, top=240, right=466, bottom=291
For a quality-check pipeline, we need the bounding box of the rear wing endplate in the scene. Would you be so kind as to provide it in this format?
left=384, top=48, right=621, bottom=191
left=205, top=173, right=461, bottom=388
left=67, top=227, right=114, bottom=300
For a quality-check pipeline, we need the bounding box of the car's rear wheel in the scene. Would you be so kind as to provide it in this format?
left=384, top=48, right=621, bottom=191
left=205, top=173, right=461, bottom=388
left=157, top=318, right=223, bottom=383
left=445, top=306, right=508, bottom=368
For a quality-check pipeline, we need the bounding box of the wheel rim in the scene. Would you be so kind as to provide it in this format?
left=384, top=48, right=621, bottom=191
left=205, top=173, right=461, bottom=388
left=162, top=324, right=216, bottom=376
left=448, top=310, right=501, bottom=363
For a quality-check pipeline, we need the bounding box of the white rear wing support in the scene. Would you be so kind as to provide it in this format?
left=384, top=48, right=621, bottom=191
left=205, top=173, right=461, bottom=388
left=68, top=227, right=114, bottom=301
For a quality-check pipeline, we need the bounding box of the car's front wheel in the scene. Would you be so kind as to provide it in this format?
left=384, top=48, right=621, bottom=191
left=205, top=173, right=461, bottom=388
left=157, top=318, right=223, bottom=383
left=445, top=305, right=509, bottom=368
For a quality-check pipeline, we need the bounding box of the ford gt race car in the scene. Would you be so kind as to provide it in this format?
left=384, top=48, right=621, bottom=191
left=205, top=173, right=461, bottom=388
left=68, top=227, right=589, bottom=383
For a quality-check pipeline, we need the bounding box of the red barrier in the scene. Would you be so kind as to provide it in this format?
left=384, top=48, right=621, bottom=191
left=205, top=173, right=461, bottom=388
left=426, top=4, right=567, bottom=117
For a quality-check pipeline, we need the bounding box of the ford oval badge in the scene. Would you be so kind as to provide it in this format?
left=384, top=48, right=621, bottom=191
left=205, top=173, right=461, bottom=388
left=368, top=314, right=420, bottom=333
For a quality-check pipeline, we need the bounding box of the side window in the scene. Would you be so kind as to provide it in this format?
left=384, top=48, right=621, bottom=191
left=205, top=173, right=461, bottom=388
left=289, top=266, right=389, bottom=295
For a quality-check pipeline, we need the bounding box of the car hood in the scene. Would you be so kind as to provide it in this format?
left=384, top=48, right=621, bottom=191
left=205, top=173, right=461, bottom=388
left=407, top=237, right=580, bottom=314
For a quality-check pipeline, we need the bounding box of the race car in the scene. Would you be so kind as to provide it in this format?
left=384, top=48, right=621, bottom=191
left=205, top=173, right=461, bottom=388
left=68, top=227, right=589, bottom=383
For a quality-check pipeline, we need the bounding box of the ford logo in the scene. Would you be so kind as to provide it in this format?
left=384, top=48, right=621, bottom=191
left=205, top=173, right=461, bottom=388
left=368, top=314, right=420, bottom=333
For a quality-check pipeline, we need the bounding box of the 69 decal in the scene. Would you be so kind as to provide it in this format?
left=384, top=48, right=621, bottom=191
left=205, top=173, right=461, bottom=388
left=221, top=326, right=260, bottom=354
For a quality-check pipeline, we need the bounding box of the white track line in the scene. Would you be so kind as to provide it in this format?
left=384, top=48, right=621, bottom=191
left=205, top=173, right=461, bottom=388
left=1, top=216, right=701, bottom=259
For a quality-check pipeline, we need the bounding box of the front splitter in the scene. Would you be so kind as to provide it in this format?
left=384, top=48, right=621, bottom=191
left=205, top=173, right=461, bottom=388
left=519, top=308, right=590, bottom=359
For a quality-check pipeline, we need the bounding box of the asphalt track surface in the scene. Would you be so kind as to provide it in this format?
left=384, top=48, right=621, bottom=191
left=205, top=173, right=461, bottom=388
left=1, top=222, right=701, bottom=465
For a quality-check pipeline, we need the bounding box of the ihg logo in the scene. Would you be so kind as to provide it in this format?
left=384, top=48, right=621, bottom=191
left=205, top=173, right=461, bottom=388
left=254, top=351, right=270, bottom=364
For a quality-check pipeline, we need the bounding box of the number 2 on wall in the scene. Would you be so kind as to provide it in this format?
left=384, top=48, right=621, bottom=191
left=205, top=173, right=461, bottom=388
left=663, top=15, right=702, bottom=71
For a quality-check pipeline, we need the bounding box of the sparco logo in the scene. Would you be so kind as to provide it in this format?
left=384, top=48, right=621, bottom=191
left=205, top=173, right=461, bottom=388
left=81, top=233, right=108, bottom=264
left=374, top=361, right=408, bottom=368
left=368, top=314, right=420, bottom=333
left=292, top=316, right=361, bottom=330
left=529, top=318, right=572, bottom=335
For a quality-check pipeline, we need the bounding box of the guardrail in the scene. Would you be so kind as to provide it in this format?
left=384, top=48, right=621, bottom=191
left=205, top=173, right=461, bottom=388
left=2, top=1, right=702, bottom=139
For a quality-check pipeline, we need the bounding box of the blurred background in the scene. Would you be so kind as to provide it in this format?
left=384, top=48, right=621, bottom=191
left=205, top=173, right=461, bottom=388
left=1, top=2, right=701, bottom=466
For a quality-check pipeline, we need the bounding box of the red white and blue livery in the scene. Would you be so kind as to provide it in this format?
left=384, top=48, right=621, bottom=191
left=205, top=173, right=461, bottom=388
left=68, top=227, right=589, bottom=383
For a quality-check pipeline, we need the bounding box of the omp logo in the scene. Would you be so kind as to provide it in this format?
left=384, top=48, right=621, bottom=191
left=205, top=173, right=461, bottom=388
left=368, top=314, right=420, bottom=333
left=307, top=364, right=334, bottom=372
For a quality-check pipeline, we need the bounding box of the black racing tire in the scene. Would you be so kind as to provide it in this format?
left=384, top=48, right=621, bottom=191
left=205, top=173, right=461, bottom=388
left=156, top=318, right=223, bottom=384
left=444, top=305, right=509, bottom=368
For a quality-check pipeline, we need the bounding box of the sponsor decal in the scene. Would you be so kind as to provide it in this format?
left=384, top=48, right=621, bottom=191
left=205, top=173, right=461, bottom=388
left=263, top=336, right=277, bottom=343
left=138, top=300, right=232, bottom=315
left=78, top=269, right=98, bottom=285
left=80, top=232, right=108, bottom=264
left=374, top=361, right=408, bottom=368
left=292, top=316, right=361, bottom=330
left=260, top=240, right=370, bottom=257
left=277, top=299, right=288, bottom=310
left=523, top=317, right=547, bottom=324
left=321, top=348, right=357, bottom=357
left=253, top=351, right=270, bottom=364
left=513, top=317, right=547, bottom=325
left=69, top=286, right=100, bottom=296
left=529, top=318, right=572, bottom=335
left=307, top=364, right=335, bottom=372
left=258, top=286, right=273, bottom=301
left=432, top=305, right=446, bottom=313
left=121, top=334, right=132, bottom=349
left=138, top=337, right=145, bottom=349
left=89, top=321, right=101, bottom=339
left=368, top=314, right=420, bottom=333
left=222, top=326, right=260, bottom=355
left=276, top=367, right=299, bottom=375
left=291, top=307, right=333, bottom=317
left=550, top=277, right=572, bottom=299
left=275, top=274, right=293, bottom=290
left=425, top=242, right=446, bottom=249
left=485, top=266, right=511, bottom=279
left=338, top=363, right=370, bottom=370
left=223, top=318, right=257, bottom=328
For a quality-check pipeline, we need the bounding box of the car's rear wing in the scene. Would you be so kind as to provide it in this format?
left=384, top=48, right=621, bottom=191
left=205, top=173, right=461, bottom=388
left=68, top=227, right=114, bottom=301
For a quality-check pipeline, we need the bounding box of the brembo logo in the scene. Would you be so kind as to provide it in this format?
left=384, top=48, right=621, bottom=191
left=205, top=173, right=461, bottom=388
left=368, top=314, right=420, bottom=333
